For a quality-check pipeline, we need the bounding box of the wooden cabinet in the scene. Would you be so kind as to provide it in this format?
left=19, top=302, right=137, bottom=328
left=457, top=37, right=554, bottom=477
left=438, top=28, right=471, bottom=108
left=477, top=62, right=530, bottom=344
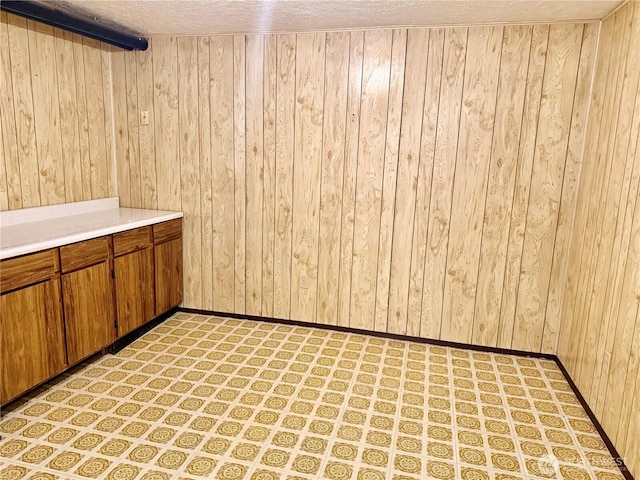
left=1, top=217, right=182, bottom=405
left=114, top=227, right=155, bottom=337
left=1, top=250, right=66, bottom=404
left=60, top=238, right=115, bottom=364
left=154, top=219, right=183, bottom=314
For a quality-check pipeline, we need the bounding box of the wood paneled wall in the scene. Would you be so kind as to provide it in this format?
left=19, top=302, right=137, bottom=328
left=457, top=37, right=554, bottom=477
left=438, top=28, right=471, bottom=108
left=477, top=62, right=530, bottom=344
left=0, top=13, right=116, bottom=211
left=111, top=24, right=596, bottom=353
left=557, top=1, right=640, bottom=477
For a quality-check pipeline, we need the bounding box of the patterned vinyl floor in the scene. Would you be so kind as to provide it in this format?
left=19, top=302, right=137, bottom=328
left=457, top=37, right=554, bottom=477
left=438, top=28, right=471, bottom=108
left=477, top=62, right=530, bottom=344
left=0, top=313, right=625, bottom=480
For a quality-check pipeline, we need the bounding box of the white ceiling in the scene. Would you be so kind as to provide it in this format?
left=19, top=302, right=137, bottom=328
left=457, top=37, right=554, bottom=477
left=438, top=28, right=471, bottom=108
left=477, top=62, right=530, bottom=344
left=50, top=0, right=624, bottom=36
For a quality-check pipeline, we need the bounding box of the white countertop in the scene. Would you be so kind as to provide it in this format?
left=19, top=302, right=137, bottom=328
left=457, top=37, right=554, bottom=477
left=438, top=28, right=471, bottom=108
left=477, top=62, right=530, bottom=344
left=0, top=198, right=183, bottom=260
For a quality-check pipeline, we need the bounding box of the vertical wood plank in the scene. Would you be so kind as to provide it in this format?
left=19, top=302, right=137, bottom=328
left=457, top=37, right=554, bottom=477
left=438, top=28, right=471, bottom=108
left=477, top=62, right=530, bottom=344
left=291, top=33, right=326, bottom=322
left=557, top=17, right=614, bottom=368
left=28, top=22, right=65, bottom=205
left=542, top=23, right=597, bottom=354
left=498, top=24, right=549, bottom=349
left=245, top=35, right=265, bottom=315
left=387, top=28, right=429, bottom=335
left=274, top=34, right=296, bottom=319
left=513, top=24, right=582, bottom=352
left=124, top=51, right=141, bottom=207
left=198, top=37, right=213, bottom=310
left=421, top=27, right=467, bottom=339
left=472, top=25, right=531, bottom=347
left=593, top=22, right=640, bottom=415
left=375, top=29, right=407, bottom=332
left=0, top=12, right=22, bottom=209
left=178, top=37, right=201, bottom=308
left=337, top=31, right=364, bottom=327
left=73, top=33, right=92, bottom=201
left=54, top=30, right=84, bottom=203
left=152, top=37, right=180, bottom=211
left=349, top=30, right=392, bottom=330
left=136, top=39, right=158, bottom=209
left=576, top=10, right=634, bottom=396
left=262, top=35, right=277, bottom=317
left=82, top=37, right=108, bottom=200
left=101, top=46, right=116, bottom=198
left=442, top=26, right=502, bottom=344
left=0, top=117, right=7, bottom=210
left=411, top=29, right=444, bottom=337
left=111, top=49, right=131, bottom=206
left=233, top=35, right=247, bottom=313
left=317, top=31, right=350, bottom=325
left=211, top=36, right=236, bottom=312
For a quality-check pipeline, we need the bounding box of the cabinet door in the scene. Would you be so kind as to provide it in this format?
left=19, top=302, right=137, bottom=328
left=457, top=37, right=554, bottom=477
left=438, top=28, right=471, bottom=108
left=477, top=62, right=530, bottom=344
left=62, top=261, right=115, bottom=364
left=1, top=279, right=66, bottom=404
left=155, top=237, right=183, bottom=314
left=115, top=248, right=155, bottom=337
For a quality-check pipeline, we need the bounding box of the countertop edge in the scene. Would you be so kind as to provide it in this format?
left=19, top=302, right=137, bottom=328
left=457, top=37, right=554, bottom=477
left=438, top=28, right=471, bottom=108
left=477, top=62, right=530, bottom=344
left=0, top=212, right=183, bottom=261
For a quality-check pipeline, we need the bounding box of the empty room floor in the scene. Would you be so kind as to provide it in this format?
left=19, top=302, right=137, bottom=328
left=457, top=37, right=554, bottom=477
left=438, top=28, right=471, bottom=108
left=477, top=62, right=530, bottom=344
left=0, top=313, right=625, bottom=480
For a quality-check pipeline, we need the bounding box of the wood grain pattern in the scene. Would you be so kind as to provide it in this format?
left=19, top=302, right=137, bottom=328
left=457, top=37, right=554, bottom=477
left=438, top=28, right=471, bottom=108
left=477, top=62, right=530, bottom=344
left=274, top=34, right=296, bottom=319
left=153, top=219, right=183, bottom=244
left=472, top=25, right=531, bottom=347
left=1, top=279, right=66, bottom=404
left=233, top=35, right=246, bottom=313
left=155, top=237, right=184, bottom=315
left=262, top=35, right=277, bottom=318
left=62, top=261, right=115, bottom=364
left=113, top=226, right=153, bottom=257
left=153, top=37, right=180, bottom=211
left=556, top=3, right=640, bottom=478
left=177, top=37, right=200, bottom=308
left=317, top=31, right=350, bottom=326
left=0, top=249, right=60, bottom=294
left=210, top=36, right=235, bottom=312
left=498, top=24, right=549, bottom=349
left=109, top=25, right=594, bottom=355
left=387, top=28, right=428, bottom=335
left=512, top=24, right=583, bottom=352
left=198, top=36, right=213, bottom=310
left=245, top=35, right=265, bottom=315
left=421, top=28, right=467, bottom=339
left=60, top=237, right=110, bottom=273
left=3, top=14, right=637, bottom=477
left=27, top=22, right=65, bottom=205
left=290, top=33, right=325, bottom=322
left=414, top=29, right=444, bottom=338
left=337, top=31, right=364, bottom=328
left=442, top=26, right=502, bottom=344
left=375, top=29, right=406, bottom=332
left=136, top=39, right=158, bottom=210
left=1, top=13, right=116, bottom=211
left=82, top=38, right=110, bottom=200
left=350, top=30, right=392, bottom=330
left=114, top=247, right=155, bottom=337
left=0, top=12, right=21, bottom=210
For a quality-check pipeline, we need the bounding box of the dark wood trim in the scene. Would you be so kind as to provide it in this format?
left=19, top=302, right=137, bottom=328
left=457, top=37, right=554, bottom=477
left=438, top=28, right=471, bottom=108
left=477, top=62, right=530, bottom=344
left=554, top=357, right=634, bottom=480
left=177, top=307, right=634, bottom=480
left=177, top=307, right=556, bottom=359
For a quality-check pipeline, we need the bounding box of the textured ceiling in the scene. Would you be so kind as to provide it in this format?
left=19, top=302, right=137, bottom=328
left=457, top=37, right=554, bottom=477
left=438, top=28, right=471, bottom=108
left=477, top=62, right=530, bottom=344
left=48, top=0, right=623, bottom=36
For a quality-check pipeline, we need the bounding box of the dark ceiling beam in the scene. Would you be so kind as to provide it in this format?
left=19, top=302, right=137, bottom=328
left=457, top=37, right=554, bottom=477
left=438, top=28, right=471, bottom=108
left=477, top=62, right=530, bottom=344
left=1, top=0, right=148, bottom=51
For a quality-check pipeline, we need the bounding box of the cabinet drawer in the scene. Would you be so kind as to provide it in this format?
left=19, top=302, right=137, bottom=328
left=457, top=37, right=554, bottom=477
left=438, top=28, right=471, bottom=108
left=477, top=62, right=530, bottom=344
left=0, top=249, right=60, bottom=294
left=60, top=237, right=110, bottom=273
left=113, top=226, right=152, bottom=256
left=153, top=218, right=182, bottom=244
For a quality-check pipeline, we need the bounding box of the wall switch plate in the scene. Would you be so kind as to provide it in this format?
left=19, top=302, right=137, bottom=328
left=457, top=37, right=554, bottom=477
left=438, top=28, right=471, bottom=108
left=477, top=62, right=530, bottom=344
left=140, top=110, right=150, bottom=125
